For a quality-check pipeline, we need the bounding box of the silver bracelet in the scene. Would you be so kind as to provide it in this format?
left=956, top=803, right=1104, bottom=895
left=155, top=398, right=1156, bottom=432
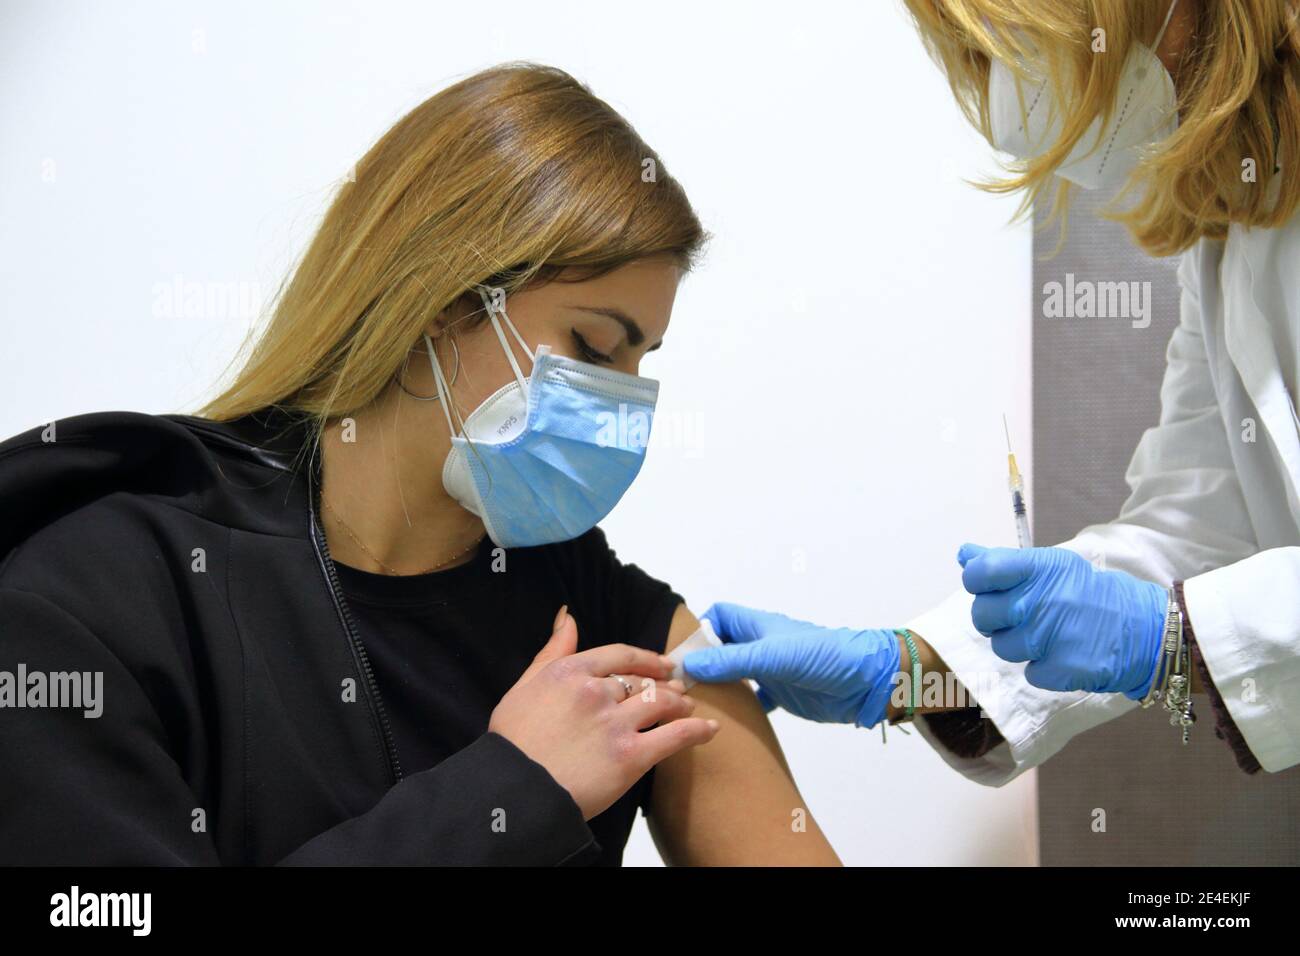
left=1140, top=587, right=1196, bottom=743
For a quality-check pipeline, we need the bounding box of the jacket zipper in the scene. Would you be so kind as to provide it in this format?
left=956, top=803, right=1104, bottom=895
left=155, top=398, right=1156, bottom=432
left=307, top=474, right=403, bottom=786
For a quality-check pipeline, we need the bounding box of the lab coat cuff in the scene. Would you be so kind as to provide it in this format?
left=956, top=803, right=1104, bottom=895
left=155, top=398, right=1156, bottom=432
left=907, top=586, right=1135, bottom=787
left=1175, top=581, right=1261, bottom=774
left=1182, top=561, right=1296, bottom=773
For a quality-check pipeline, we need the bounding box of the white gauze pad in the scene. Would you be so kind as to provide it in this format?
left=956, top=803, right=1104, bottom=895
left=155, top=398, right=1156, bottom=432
left=666, top=617, right=723, bottom=690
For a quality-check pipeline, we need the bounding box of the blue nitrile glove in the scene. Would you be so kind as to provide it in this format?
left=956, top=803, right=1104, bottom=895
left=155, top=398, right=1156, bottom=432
left=683, top=603, right=901, bottom=729
left=957, top=543, right=1167, bottom=699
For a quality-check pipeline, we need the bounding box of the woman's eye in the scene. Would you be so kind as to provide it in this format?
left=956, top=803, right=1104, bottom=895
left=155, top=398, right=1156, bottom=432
left=571, top=330, right=613, bottom=364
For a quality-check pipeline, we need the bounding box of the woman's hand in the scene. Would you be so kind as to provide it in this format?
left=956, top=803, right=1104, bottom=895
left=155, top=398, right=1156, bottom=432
left=489, top=605, right=720, bottom=821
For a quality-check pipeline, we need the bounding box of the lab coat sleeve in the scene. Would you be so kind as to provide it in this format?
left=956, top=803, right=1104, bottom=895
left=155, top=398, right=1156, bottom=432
left=1181, top=548, right=1300, bottom=772
left=908, top=247, right=1265, bottom=786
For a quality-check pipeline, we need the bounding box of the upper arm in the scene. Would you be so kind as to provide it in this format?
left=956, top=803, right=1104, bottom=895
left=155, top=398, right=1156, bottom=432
left=0, top=587, right=221, bottom=864
left=647, top=603, right=841, bottom=866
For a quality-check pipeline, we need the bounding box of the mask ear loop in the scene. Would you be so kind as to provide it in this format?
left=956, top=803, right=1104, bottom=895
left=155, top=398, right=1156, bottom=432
left=425, top=333, right=460, bottom=437
left=476, top=286, right=535, bottom=396
left=1152, top=0, right=1179, bottom=55
left=427, top=329, right=497, bottom=498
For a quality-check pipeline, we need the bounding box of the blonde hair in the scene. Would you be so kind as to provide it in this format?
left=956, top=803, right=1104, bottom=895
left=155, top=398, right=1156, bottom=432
left=902, top=0, right=1300, bottom=256
left=199, top=62, right=707, bottom=444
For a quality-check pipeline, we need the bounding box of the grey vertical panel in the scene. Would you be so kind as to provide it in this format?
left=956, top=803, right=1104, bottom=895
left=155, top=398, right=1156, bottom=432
left=1033, top=190, right=1300, bottom=865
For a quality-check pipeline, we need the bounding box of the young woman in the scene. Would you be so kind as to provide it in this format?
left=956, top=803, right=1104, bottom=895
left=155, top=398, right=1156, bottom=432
left=0, top=63, right=839, bottom=865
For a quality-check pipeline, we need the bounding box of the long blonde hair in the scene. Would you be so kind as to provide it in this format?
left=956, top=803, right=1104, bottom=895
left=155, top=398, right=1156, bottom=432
left=902, top=0, right=1300, bottom=255
left=199, top=62, right=707, bottom=445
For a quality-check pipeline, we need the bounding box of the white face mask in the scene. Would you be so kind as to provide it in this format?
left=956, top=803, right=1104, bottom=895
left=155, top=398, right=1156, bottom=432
left=988, top=0, right=1180, bottom=190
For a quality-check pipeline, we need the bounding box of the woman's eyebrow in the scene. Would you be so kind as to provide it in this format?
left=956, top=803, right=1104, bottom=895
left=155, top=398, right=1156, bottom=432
left=565, top=304, right=655, bottom=348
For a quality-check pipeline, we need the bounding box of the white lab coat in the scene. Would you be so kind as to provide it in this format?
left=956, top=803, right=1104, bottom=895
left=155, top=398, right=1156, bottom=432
left=908, top=213, right=1300, bottom=786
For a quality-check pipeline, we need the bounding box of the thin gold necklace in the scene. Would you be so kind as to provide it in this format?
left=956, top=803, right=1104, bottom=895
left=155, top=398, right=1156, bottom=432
left=320, top=494, right=484, bottom=575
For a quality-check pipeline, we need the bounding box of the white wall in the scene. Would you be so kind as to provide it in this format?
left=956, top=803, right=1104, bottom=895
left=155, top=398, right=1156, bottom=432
left=0, top=0, right=1035, bottom=865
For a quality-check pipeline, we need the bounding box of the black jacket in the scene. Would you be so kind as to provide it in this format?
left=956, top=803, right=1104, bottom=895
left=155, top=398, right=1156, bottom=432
left=0, top=408, right=602, bottom=865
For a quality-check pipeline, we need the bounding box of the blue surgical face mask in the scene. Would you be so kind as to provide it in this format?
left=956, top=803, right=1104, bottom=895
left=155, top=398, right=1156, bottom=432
left=426, top=286, right=658, bottom=548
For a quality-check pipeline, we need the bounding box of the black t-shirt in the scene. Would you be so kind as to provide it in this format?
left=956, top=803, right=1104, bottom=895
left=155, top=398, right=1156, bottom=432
left=332, top=526, right=683, bottom=866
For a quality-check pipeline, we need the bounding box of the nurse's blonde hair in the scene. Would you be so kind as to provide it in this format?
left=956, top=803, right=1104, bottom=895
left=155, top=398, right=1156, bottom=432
left=199, top=62, right=706, bottom=437
left=902, top=0, right=1300, bottom=256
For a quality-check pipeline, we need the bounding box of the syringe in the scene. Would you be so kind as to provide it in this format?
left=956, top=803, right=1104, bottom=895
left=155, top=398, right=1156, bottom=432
left=1003, top=415, right=1033, bottom=549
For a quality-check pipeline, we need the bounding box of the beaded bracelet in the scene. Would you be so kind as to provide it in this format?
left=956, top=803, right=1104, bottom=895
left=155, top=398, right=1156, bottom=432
left=895, top=628, right=922, bottom=721
left=880, top=629, right=922, bottom=744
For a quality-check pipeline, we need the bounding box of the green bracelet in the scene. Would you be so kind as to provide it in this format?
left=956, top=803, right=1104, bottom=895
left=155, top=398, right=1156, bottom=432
left=894, top=628, right=922, bottom=721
